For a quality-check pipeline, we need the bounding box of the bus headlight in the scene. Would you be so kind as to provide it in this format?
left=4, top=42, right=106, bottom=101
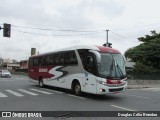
left=98, top=81, right=107, bottom=86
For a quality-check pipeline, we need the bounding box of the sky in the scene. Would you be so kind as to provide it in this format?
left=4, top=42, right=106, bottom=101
left=0, top=0, right=160, bottom=61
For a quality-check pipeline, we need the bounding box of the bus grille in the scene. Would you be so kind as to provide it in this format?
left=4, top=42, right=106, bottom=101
left=109, top=88, right=124, bottom=92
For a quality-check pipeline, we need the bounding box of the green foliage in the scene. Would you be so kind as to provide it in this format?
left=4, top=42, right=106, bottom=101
left=133, top=62, right=159, bottom=73
left=125, top=31, right=160, bottom=73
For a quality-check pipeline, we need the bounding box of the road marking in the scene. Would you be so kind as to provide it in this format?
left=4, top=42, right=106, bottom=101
left=5, top=90, right=24, bottom=97
left=18, top=89, right=38, bottom=96
left=111, top=105, right=136, bottom=111
left=0, top=79, right=27, bottom=81
left=30, top=88, right=53, bottom=95
left=0, top=92, right=7, bottom=97
left=67, top=94, right=86, bottom=99
left=121, top=93, right=150, bottom=99
left=40, top=88, right=63, bottom=94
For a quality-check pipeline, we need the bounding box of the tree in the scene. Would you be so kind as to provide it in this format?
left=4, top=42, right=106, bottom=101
left=125, top=31, right=160, bottom=73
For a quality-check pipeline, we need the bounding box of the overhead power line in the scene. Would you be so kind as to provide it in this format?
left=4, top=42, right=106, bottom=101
left=111, top=22, right=160, bottom=31
left=109, top=30, right=128, bottom=39
left=11, top=24, right=105, bottom=33
left=10, top=24, right=105, bottom=36
left=13, top=29, right=104, bottom=36
left=109, top=30, right=138, bottom=43
left=2, top=22, right=159, bottom=39
left=1, top=22, right=160, bottom=33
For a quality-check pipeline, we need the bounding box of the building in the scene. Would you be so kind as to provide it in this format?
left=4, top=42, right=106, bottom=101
left=125, top=61, right=135, bottom=68
left=7, top=63, right=20, bottom=70
left=20, top=60, right=28, bottom=69
left=3, top=58, right=16, bottom=64
left=0, top=57, right=3, bottom=65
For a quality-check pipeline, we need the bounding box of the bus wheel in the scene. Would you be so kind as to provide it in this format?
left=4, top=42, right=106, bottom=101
left=39, top=77, right=44, bottom=88
left=74, top=83, right=81, bottom=96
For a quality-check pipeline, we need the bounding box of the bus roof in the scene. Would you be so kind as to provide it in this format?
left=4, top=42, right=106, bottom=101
left=30, top=45, right=120, bottom=58
left=96, top=46, right=120, bottom=53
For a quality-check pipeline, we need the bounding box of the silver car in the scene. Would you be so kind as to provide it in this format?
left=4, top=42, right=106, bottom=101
left=0, top=70, right=11, bottom=78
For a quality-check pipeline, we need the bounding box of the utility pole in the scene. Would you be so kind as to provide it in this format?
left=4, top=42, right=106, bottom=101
left=106, top=29, right=109, bottom=47
left=103, top=29, right=112, bottom=48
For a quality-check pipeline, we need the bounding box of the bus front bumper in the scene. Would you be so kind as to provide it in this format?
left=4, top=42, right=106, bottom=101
left=96, top=82, right=128, bottom=95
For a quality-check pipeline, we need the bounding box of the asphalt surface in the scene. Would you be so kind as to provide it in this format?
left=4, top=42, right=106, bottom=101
left=0, top=75, right=160, bottom=120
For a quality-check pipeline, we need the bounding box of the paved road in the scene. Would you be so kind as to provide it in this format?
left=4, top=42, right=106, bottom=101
left=0, top=75, right=160, bottom=120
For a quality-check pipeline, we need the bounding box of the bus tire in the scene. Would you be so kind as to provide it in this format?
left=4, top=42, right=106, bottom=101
left=73, top=82, right=81, bottom=96
left=39, top=77, right=44, bottom=88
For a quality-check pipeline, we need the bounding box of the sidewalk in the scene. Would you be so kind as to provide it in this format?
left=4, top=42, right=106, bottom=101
left=127, top=79, right=160, bottom=89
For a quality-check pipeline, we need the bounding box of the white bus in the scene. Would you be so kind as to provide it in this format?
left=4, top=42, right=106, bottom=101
left=28, top=45, right=127, bottom=95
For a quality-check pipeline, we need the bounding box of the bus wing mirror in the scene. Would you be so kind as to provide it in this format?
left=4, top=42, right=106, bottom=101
left=89, top=50, right=101, bottom=64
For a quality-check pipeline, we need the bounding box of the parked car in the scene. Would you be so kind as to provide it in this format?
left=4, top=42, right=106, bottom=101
left=0, top=70, right=11, bottom=78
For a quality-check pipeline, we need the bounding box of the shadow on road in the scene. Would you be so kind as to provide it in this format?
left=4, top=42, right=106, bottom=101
left=31, top=84, right=123, bottom=101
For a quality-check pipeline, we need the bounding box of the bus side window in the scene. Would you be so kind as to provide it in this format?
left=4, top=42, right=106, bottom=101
left=46, top=55, right=54, bottom=65
left=38, top=57, right=43, bottom=66
left=42, top=56, right=47, bottom=66
left=38, top=57, right=46, bottom=66
left=84, top=53, right=97, bottom=75
left=64, top=51, right=78, bottom=66
left=54, top=53, right=60, bottom=65
left=78, top=50, right=87, bottom=67
left=29, top=58, right=33, bottom=66
left=59, top=53, right=64, bottom=65
left=33, top=58, right=39, bottom=66
left=86, top=54, right=93, bottom=71
left=64, top=52, right=69, bottom=65
left=69, top=52, right=78, bottom=65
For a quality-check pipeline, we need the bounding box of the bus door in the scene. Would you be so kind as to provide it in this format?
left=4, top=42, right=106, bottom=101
left=84, top=52, right=97, bottom=94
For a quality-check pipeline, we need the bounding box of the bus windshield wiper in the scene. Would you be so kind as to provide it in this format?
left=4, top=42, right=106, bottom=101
left=115, top=60, right=124, bottom=78
left=110, top=58, right=118, bottom=78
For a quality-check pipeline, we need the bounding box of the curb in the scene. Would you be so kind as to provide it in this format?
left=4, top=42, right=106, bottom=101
left=127, top=85, right=160, bottom=89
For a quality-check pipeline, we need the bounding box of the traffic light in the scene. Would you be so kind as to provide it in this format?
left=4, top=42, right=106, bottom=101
left=103, top=43, right=112, bottom=48
left=3, top=23, right=11, bottom=37
left=103, top=43, right=107, bottom=47
left=108, top=43, right=112, bottom=48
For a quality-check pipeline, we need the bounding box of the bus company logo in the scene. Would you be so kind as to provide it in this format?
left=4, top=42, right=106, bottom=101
left=1, top=112, right=42, bottom=118
left=39, top=68, right=48, bottom=72
left=2, top=112, right=11, bottom=117
left=112, top=80, right=118, bottom=84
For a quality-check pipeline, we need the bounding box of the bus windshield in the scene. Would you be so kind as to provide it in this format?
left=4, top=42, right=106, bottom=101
left=98, top=53, right=126, bottom=79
